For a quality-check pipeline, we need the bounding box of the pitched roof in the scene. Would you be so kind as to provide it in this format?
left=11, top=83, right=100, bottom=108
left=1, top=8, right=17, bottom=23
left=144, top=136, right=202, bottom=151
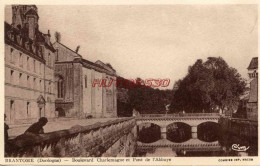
left=247, top=57, right=258, bottom=70
left=53, top=42, right=82, bottom=58
left=82, top=59, right=108, bottom=71
left=95, top=60, right=116, bottom=72
left=5, top=22, right=46, bottom=63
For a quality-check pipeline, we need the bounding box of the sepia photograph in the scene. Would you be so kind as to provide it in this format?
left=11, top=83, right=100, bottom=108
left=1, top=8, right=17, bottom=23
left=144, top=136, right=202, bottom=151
left=3, top=3, right=258, bottom=159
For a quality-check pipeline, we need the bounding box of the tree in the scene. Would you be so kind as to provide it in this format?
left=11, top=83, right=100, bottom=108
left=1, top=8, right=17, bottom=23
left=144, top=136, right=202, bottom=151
left=54, top=31, right=61, bottom=42
left=117, top=77, right=173, bottom=116
left=170, top=57, right=246, bottom=114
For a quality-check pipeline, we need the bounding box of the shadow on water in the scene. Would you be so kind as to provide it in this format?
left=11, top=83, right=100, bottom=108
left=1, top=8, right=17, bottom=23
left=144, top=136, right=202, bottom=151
left=137, top=123, right=161, bottom=143
left=135, top=121, right=258, bottom=157
left=218, top=130, right=258, bottom=156
left=197, top=122, right=219, bottom=142
left=166, top=122, right=191, bottom=143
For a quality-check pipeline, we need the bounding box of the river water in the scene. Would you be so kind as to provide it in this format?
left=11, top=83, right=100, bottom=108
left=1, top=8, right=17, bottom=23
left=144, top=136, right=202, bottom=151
left=134, top=138, right=257, bottom=157
left=134, top=124, right=258, bottom=157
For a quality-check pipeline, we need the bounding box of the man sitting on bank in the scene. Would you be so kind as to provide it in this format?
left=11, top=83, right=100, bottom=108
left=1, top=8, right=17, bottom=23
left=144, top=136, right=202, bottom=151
left=25, top=117, right=48, bottom=134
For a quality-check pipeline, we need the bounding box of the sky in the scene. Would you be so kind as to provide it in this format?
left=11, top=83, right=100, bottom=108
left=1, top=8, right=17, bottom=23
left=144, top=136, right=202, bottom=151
left=5, top=5, right=258, bottom=89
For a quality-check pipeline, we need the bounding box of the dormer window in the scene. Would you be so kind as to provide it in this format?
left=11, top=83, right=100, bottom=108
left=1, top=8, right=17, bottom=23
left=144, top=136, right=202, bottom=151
left=17, top=34, right=23, bottom=46
left=25, top=42, right=29, bottom=50
left=32, top=44, right=36, bottom=53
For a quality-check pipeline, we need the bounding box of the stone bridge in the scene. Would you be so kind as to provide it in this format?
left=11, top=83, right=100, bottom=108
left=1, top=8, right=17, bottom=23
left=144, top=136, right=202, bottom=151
left=5, top=117, right=137, bottom=157
left=136, top=113, right=220, bottom=139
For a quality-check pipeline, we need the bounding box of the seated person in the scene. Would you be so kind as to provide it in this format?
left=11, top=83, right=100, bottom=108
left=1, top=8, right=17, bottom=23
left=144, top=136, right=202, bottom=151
left=24, top=117, right=48, bottom=134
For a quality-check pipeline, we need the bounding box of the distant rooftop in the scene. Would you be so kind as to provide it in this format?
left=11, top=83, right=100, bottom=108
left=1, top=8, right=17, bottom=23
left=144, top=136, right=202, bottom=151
left=247, top=57, right=258, bottom=70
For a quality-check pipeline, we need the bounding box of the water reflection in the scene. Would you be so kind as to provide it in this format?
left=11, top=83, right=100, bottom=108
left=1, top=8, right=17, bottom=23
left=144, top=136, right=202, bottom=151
left=135, top=138, right=221, bottom=157
left=167, top=122, right=191, bottom=143
left=135, top=127, right=258, bottom=157
left=137, top=123, right=161, bottom=143
left=197, top=122, right=219, bottom=142
left=140, top=148, right=177, bottom=157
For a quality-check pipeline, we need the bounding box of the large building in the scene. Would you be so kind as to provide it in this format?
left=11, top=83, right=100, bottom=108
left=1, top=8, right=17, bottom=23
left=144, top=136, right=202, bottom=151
left=247, top=57, right=258, bottom=121
left=53, top=42, right=117, bottom=118
left=5, top=5, right=56, bottom=124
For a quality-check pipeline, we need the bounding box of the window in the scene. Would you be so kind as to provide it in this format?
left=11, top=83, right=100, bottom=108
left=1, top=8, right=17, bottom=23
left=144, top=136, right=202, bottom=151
left=10, top=100, right=14, bottom=111
left=57, top=76, right=64, bottom=98
left=85, top=76, right=87, bottom=88
left=49, top=81, right=51, bottom=93
left=27, top=57, right=30, bottom=70
left=39, top=63, right=42, bottom=74
left=48, top=53, right=52, bottom=67
left=10, top=70, right=14, bottom=84
left=39, top=80, right=42, bottom=91
left=33, top=78, right=36, bottom=89
left=33, top=60, right=36, bottom=72
left=27, top=102, right=30, bottom=116
left=19, top=73, right=22, bottom=86
left=27, top=75, right=30, bottom=88
left=19, top=53, right=23, bottom=67
left=10, top=48, right=14, bottom=63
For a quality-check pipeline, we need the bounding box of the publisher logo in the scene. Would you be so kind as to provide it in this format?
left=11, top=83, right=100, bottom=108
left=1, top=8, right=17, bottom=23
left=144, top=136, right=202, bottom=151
left=232, top=144, right=250, bottom=152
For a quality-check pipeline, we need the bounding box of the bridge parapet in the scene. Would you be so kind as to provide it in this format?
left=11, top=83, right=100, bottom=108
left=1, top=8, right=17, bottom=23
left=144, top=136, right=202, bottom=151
left=138, top=113, right=220, bottom=118
left=136, top=113, right=220, bottom=127
left=6, top=117, right=137, bottom=157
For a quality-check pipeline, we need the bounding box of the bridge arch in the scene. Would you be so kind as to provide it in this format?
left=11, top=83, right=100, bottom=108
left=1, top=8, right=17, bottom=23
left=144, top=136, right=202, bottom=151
left=197, top=121, right=220, bottom=142
left=166, top=122, right=191, bottom=143
left=136, top=118, right=219, bottom=129
left=136, top=113, right=220, bottom=140
left=137, top=122, right=161, bottom=143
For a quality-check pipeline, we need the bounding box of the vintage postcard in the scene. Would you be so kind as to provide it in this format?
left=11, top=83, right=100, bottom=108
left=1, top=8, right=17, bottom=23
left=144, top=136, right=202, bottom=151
left=0, top=0, right=259, bottom=165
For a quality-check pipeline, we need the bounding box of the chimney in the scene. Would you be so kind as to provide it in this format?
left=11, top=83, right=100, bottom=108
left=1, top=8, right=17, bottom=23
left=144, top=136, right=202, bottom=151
left=44, top=30, right=51, bottom=45
left=75, top=45, right=80, bottom=53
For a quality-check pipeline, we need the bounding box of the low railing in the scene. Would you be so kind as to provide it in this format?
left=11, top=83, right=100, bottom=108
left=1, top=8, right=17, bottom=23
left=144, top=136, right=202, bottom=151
left=138, top=113, right=220, bottom=118
left=5, top=117, right=136, bottom=157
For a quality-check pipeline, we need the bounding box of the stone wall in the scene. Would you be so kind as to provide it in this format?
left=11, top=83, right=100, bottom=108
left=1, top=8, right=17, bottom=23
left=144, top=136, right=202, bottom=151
left=55, top=63, right=78, bottom=117
left=247, top=102, right=258, bottom=121
left=219, top=117, right=258, bottom=138
left=5, top=39, right=56, bottom=125
left=6, top=117, right=136, bottom=157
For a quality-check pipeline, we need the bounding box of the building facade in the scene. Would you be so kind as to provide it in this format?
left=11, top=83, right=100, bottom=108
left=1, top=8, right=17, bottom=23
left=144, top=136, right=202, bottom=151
left=247, top=57, right=258, bottom=121
left=5, top=5, right=56, bottom=124
left=53, top=42, right=117, bottom=118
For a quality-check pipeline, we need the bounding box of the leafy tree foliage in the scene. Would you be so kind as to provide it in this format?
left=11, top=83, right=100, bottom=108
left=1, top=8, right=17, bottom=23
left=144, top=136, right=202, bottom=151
left=117, top=77, right=173, bottom=116
left=170, top=57, right=246, bottom=113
